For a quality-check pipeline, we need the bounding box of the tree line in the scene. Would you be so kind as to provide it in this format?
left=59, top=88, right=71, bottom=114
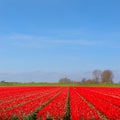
left=58, top=69, right=114, bottom=84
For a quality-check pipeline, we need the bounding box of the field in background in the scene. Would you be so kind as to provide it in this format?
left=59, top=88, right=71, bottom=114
left=0, top=82, right=120, bottom=87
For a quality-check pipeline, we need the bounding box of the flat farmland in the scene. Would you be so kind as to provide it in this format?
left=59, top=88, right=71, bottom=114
left=0, top=86, right=120, bottom=120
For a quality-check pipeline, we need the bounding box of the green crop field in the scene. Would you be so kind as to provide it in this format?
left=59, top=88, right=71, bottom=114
left=0, top=82, right=120, bottom=87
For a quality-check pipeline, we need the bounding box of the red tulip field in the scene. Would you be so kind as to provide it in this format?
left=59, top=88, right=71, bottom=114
left=0, top=86, right=120, bottom=120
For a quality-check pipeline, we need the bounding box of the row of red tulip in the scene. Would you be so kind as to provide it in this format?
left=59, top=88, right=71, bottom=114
left=0, top=87, right=62, bottom=119
left=70, top=87, right=102, bottom=120
left=0, top=87, right=54, bottom=104
left=88, top=87, right=120, bottom=98
left=0, top=87, right=41, bottom=103
left=75, top=87, right=120, bottom=119
left=0, top=87, right=60, bottom=112
left=36, top=87, right=69, bottom=119
left=85, top=88, right=120, bottom=107
left=0, top=86, right=120, bottom=119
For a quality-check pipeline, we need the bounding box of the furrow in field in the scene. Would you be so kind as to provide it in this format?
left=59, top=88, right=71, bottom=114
left=36, top=87, right=69, bottom=119
left=89, top=87, right=120, bottom=98
left=84, top=88, right=120, bottom=108
left=70, top=87, right=102, bottom=120
left=75, top=87, right=120, bottom=119
left=0, top=87, right=63, bottom=119
left=0, top=87, right=53, bottom=104
left=0, top=87, right=55, bottom=109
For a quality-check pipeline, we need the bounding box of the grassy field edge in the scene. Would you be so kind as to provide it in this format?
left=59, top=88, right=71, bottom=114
left=0, top=82, right=120, bottom=87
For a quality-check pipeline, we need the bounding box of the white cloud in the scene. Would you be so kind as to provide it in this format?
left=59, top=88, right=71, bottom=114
left=0, top=33, right=105, bottom=49
left=0, top=34, right=120, bottom=49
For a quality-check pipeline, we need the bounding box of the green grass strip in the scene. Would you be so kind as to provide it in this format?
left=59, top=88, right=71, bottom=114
left=63, top=88, right=70, bottom=120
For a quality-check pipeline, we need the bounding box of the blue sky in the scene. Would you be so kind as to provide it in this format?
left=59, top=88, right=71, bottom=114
left=0, top=0, right=120, bottom=82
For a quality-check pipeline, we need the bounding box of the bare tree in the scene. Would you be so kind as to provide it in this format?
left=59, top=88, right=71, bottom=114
left=101, top=70, right=114, bottom=83
left=93, top=69, right=101, bottom=82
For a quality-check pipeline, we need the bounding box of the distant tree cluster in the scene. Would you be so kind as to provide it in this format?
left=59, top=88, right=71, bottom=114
left=81, top=69, right=114, bottom=84
left=58, top=69, right=114, bottom=84
left=58, top=77, right=72, bottom=84
left=58, top=77, right=81, bottom=84
left=0, top=80, right=6, bottom=83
